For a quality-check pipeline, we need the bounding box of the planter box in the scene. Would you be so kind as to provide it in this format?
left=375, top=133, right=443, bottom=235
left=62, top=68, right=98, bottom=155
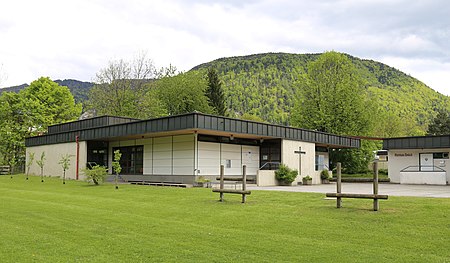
left=302, top=179, right=312, bottom=185
left=321, top=179, right=330, bottom=184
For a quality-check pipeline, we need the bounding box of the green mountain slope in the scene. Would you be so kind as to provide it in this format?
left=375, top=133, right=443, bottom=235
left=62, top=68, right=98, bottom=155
left=0, top=79, right=93, bottom=103
left=191, top=52, right=449, bottom=135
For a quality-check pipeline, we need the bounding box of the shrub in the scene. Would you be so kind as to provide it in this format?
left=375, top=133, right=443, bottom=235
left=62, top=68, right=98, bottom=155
left=320, top=169, right=330, bottom=180
left=378, top=169, right=388, bottom=175
left=83, top=165, right=108, bottom=185
left=275, top=164, right=298, bottom=184
left=303, top=175, right=312, bottom=181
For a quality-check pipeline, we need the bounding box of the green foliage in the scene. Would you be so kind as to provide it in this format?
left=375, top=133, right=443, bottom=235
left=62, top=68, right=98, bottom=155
left=152, top=71, right=213, bottom=115
left=0, top=78, right=80, bottom=169
left=191, top=52, right=450, bottom=135
left=426, top=109, right=450, bottom=135
left=302, top=175, right=312, bottom=180
left=22, top=77, right=82, bottom=127
left=205, top=67, right=227, bottom=116
left=320, top=169, right=330, bottom=180
left=58, top=154, right=72, bottom=184
left=291, top=51, right=371, bottom=135
left=331, top=140, right=380, bottom=174
left=36, top=152, right=46, bottom=181
left=275, top=164, right=298, bottom=184
left=112, top=149, right=122, bottom=189
left=238, top=113, right=266, bottom=122
left=112, top=150, right=122, bottom=175
left=86, top=54, right=165, bottom=119
left=83, top=165, right=108, bottom=185
left=0, top=79, right=93, bottom=104
left=26, top=152, right=35, bottom=179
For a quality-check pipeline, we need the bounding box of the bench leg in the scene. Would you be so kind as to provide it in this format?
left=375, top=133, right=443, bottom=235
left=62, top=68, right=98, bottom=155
left=373, top=198, right=379, bottom=211
left=219, top=192, right=224, bottom=202
left=242, top=194, right=246, bottom=203
left=337, top=197, right=342, bottom=208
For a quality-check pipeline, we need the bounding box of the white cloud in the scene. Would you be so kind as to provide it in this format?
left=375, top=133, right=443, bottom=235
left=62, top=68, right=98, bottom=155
left=1, top=0, right=449, bottom=95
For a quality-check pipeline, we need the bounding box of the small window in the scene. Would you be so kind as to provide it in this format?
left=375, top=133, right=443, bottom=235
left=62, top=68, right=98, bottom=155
left=315, top=154, right=325, bottom=171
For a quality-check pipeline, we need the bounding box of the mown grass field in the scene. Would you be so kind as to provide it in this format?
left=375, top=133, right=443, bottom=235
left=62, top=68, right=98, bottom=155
left=1, top=175, right=449, bottom=262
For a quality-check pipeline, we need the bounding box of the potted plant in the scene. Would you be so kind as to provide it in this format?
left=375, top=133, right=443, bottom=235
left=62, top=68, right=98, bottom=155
left=195, top=176, right=211, bottom=188
left=275, top=164, right=298, bottom=186
left=302, top=175, right=312, bottom=185
left=320, top=169, right=331, bottom=184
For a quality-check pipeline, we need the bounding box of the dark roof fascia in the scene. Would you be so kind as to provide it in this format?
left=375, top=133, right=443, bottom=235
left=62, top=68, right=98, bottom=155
left=26, top=112, right=360, bottom=148
left=47, top=115, right=141, bottom=134
left=383, top=135, right=450, bottom=150
left=194, top=112, right=360, bottom=148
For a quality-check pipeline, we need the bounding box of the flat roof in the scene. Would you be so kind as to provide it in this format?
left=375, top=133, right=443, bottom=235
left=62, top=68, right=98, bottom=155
left=383, top=135, right=450, bottom=150
left=26, top=112, right=360, bottom=148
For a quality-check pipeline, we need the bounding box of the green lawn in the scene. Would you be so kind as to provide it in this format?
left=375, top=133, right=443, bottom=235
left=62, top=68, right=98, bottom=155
left=1, top=175, right=449, bottom=262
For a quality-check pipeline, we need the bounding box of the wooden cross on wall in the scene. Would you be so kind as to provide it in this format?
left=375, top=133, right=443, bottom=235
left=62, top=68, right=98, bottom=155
left=294, top=147, right=306, bottom=175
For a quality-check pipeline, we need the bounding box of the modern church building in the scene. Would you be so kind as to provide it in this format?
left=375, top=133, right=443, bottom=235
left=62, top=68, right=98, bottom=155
left=25, top=112, right=360, bottom=186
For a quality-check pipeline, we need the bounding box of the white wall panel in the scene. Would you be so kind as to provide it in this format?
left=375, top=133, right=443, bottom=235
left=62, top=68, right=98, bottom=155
left=172, top=134, right=194, bottom=175
left=198, top=142, right=221, bottom=176
left=242, top=145, right=260, bottom=175
left=221, top=144, right=242, bottom=176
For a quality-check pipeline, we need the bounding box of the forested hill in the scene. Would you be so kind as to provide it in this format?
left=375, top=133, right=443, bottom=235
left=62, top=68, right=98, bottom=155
left=191, top=52, right=450, bottom=135
left=0, top=79, right=93, bottom=103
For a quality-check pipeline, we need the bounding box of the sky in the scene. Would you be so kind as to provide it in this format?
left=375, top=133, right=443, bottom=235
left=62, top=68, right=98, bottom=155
left=0, top=0, right=449, bottom=95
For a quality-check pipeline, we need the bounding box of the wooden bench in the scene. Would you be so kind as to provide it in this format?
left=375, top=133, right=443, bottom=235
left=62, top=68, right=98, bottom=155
left=326, top=162, right=388, bottom=211
left=130, top=181, right=188, bottom=188
left=0, top=166, right=10, bottom=175
left=213, top=165, right=251, bottom=203
left=326, top=193, right=388, bottom=200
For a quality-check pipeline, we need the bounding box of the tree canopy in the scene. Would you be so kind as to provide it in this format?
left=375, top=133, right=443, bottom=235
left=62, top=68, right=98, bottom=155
left=0, top=77, right=80, bottom=168
left=151, top=71, right=212, bottom=115
left=427, top=109, right=450, bottom=135
left=86, top=54, right=162, bottom=119
left=291, top=51, right=371, bottom=136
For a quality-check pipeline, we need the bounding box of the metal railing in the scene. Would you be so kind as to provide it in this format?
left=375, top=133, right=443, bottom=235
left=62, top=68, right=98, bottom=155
left=400, top=166, right=446, bottom=172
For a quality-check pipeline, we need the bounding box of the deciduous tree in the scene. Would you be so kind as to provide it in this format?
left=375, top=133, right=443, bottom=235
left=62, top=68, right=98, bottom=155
left=152, top=71, right=212, bottom=115
left=87, top=53, right=165, bottom=119
left=291, top=52, right=375, bottom=173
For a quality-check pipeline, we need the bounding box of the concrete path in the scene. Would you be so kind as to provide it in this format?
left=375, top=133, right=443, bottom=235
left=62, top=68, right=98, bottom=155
left=247, top=183, right=450, bottom=198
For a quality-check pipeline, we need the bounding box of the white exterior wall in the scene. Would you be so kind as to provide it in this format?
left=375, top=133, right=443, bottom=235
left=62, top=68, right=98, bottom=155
left=197, top=141, right=259, bottom=178
left=281, top=139, right=317, bottom=185
left=26, top=141, right=87, bottom=180
left=173, top=135, right=195, bottom=175
left=388, top=149, right=450, bottom=185
left=109, top=134, right=195, bottom=176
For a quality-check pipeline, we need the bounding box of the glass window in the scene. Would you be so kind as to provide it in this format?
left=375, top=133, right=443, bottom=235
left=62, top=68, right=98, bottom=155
left=315, top=154, right=325, bottom=171
left=112, top=145, right=144, bottom=174
left=433, top=152, right=449, bottom=159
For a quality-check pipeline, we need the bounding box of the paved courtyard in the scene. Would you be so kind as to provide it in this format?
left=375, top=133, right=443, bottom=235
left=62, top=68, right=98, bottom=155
left=248, top=183, right=450, bottom=198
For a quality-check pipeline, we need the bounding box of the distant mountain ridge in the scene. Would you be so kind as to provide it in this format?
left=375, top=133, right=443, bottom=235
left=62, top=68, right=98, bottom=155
left=191, top=52, right=449, bottom=135
left=0, top=79, right=94, bottom=103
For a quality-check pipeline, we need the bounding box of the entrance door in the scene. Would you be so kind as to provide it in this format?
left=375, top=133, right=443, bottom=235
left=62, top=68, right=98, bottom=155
left=420, top=153, right=433, bottom=171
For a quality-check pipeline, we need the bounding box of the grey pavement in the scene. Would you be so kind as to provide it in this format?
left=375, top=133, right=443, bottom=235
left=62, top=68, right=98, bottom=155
left=247, top=183, right=450, bottom=198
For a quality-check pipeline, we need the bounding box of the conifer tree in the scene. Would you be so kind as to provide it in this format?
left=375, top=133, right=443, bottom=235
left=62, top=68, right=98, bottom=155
left=205, top=68, right=226, bottom=116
